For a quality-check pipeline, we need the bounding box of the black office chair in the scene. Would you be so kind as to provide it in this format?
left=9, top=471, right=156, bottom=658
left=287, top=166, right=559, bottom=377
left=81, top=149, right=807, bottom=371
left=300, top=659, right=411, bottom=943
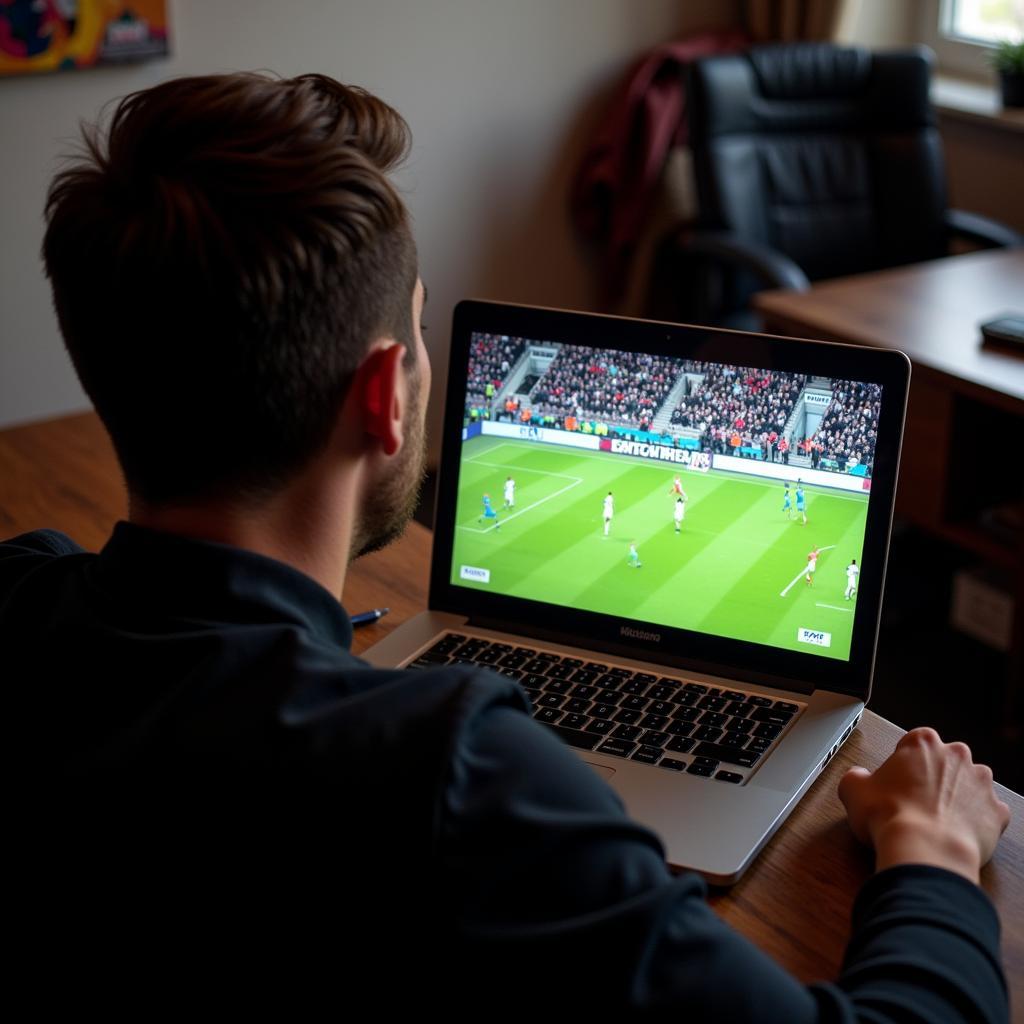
left=646, top=43, right=1023, bottom=330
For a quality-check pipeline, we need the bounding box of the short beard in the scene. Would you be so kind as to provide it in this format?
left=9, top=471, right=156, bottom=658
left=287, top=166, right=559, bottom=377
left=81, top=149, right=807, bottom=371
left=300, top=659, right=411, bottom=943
left=351, top=392, right=428, bottom=560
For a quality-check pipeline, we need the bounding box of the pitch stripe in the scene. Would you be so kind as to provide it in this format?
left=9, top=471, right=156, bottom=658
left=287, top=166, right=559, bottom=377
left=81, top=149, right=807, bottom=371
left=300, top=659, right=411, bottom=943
left=815, top=602, right=853, bottom=613
left=457, top=477, right=583, bottom=534
left=779, top=544, right=836, bottom=597
left=464, top=458, right=580, bottom=480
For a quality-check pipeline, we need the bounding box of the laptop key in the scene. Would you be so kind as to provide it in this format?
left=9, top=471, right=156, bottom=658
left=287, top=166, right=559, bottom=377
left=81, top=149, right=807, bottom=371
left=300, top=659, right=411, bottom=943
left=565, top=698, right=591, bottom=715
left=697, top=696, right=727, bottom=711
left=612, top=724, right=642, bottom=741
left=522, top=673, right=548, bottom=688
left=476, top=649, right=502, bottom=664
left=646, top=700, right=674, bottom=716
left=546, top=724, right=600, bottom=751
left=753, top=723, right=782, bottom=740
left=667, top=736, right=696, bottom=754
left=726, top=701, right=751, bottom=717
left=716, top=771, right=744, bottom=784
left=745, top=695, right=773, bottom=707
left=693, top=726, right=723, bottom=742
left=660, top=758, right=687, bottom=772
left=427, top=639, right=461, bottom=656
left=570, top=669, right=599, bottom=686
left=539, top=693, right=565, bottom=708
left=633, top=673, right=658, bottom=686
left=687, top=762, right=715, bottom=777
left=774, top=701, right=800, bottom=714
left=747, top=737, right=771, bottom=753
left=619, top=678, right=650, bottom=695
left=722, top=690, right=746, bottom=701
left=535, top=651, right=559, bottom=661
left=639, top=714, right=669, bottom=731
left=684, top=682, right=708, bottom=694
left=641, top=730, right=670, bottom=747
left=499, top=653, right=528, bottom=669
left=597, top=738, right=637, bottom=758
left=595, top=689, right=622, bottom=705
left=586, top=719, right=615, bottom=735
left=607, top=667, right=632, bottom=677
left=584, top=662, right=609, bottom=673
left=698, top=711, right=729, bottom=728
left=590, top=703, right=616, bottom=719
left=499, top=669, right=523, bottom=681
left=614, top=709, right=642, bottom=724
left=693, top=742, right=762, bottom=768
left=720, top=732, right=749, bottom=749
left=632, top=746, right=662, bottom=765
left=622, top=695, right=649, bottom=712
left=545, top=662, right=575, bottom=679
left=570, top=684, right=597, bottom=700
left=543, top=679, right=572, bottom=694
left=666, top=721, right=694, bottom=737
left=750, top=707, right=794, bottom=725
left=673, top=690, right=699, bottom=706
left=522, top=658, right=549, bottom=674
left=672, top=705, right=700, bottom=722
left=561, top=713, right=590, bottom=730
left=730, top=718, right=754, bottom=734
left=534, top=708, right=563, bottom=724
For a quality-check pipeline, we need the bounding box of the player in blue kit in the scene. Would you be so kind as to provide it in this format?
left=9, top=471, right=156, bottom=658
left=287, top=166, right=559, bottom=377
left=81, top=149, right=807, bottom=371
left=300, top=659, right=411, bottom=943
left=479, top=493, right=500, bottom=529
left=782, top=485, right=793, bottom=519
left=795, top=484, right=807, bottom=525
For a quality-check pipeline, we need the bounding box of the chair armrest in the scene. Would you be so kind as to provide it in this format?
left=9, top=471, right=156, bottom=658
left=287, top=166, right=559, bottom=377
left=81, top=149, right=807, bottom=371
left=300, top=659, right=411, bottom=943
left=679, top=230, right=811, bottom=291
left=946, top=208, right=1024, bottom=249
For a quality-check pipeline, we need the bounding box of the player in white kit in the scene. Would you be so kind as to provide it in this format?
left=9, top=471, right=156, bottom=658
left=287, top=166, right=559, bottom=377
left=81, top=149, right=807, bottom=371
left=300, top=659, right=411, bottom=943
left=845, top=558, right=859, bottom=600
left=673, top=497, right=685, bottom=533
left=503, top=476, right=515, bottom=509
left=603, top=492, right=614, bottom=537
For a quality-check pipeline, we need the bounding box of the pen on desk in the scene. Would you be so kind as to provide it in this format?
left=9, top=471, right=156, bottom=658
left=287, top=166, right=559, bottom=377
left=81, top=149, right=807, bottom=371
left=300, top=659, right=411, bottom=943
left=350, top=607, right=390, bottom=628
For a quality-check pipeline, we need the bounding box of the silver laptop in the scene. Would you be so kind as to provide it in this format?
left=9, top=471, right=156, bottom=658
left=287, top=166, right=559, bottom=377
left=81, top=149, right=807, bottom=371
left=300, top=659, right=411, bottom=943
left=365, top=301, right=909, bottom=885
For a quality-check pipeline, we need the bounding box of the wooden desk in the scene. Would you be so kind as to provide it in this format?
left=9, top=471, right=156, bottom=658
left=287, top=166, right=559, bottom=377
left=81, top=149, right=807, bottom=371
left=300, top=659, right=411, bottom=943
left=3, top=411, right=1023, bottom=1003
left=754, top=248, right=1024, bottom=744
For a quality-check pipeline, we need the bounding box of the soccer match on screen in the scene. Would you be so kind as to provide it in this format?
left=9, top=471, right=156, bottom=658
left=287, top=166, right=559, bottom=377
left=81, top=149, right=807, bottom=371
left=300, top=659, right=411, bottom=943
left=451, top=333, right=881, bottom=662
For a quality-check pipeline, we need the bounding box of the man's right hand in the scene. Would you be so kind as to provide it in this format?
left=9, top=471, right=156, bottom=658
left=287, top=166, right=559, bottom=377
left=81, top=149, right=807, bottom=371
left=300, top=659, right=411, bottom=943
left=838, top=726, right=1011, bottom=884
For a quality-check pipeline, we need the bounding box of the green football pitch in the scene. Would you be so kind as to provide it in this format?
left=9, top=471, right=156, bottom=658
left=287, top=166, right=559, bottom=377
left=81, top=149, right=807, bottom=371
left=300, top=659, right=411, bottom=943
left=450, top=436, right=870, bottom=661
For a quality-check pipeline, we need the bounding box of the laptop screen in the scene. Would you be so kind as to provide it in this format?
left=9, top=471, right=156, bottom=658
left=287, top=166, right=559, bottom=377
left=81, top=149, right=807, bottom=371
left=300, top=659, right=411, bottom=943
left=448, top=333, right=880, bottom=664
left=432, top=301, right=908, bottom=697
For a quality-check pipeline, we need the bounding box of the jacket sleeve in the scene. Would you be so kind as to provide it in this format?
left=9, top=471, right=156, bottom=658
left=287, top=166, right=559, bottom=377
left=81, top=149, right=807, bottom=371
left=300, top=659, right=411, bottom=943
left=438, top=699, right=1007, bottom=1022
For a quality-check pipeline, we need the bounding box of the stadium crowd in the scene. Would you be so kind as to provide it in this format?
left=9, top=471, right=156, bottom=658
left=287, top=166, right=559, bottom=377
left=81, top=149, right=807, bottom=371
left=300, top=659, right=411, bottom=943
left=528, top=346, right=679, bottom=430
left=465, top=333, right=527, bottom=409
left=670, top=363, right=807, bottom=458
left=807, top=380, right=882, bottom=473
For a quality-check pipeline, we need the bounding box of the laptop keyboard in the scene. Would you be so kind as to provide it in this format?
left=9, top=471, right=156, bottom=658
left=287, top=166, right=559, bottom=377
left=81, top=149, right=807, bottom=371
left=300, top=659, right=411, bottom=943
left=405, top=633, right=805, bottom=785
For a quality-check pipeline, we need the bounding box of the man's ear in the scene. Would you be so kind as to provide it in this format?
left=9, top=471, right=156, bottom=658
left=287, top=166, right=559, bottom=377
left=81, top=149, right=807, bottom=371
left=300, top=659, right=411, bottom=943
left=352, top=342, right=406, bottom=457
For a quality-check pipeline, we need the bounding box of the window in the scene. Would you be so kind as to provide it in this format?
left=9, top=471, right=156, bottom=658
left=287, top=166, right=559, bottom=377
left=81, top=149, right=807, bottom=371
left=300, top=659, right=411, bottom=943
left=919, top=0, right=1024, bottom=79
left=942, top=0, right=1024, bottom=45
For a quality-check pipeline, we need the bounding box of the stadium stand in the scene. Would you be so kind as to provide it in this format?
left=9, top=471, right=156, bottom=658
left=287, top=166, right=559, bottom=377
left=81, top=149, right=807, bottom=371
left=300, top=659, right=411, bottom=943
left=528, top=346, right=679, bottom=429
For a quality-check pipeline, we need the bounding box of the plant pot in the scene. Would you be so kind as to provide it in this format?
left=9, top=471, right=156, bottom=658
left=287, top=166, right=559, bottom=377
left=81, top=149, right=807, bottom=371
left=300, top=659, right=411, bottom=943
left=998, top=70, right=1024, bottom=108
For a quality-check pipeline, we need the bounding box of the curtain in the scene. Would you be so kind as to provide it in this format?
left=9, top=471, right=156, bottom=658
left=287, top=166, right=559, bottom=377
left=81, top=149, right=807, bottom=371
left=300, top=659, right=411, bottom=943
left=743, top=0, right=860, bottom=42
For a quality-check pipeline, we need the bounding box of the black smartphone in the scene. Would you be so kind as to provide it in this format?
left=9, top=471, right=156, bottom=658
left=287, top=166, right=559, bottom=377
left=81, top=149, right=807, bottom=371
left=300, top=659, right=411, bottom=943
left=980, top=315, right=1024, bottom=355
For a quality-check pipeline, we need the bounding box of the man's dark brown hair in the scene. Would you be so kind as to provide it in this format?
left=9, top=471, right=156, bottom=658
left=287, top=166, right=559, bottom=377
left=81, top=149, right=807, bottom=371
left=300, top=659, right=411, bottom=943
left=43, top=72, right=418, bottom=506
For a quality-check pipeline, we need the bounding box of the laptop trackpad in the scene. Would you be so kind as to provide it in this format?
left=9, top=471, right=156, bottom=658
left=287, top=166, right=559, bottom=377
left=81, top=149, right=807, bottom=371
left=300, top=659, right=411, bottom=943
left=584, top=762, right=616, bottom=780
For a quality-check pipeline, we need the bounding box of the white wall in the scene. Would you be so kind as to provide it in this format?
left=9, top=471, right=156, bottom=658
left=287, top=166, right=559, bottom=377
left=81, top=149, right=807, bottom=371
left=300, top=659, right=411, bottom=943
left=0, top=0, right=739, bottom=462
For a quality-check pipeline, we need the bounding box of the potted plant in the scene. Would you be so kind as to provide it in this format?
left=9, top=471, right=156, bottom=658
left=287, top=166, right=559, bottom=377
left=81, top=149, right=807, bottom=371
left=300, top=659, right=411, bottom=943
left=990, top=39, right=1024, bottom=108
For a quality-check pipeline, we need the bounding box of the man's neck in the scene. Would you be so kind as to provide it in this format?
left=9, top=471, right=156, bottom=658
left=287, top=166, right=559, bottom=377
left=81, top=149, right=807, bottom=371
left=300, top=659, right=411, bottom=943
left=129, top=467, right=358, bottom=600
